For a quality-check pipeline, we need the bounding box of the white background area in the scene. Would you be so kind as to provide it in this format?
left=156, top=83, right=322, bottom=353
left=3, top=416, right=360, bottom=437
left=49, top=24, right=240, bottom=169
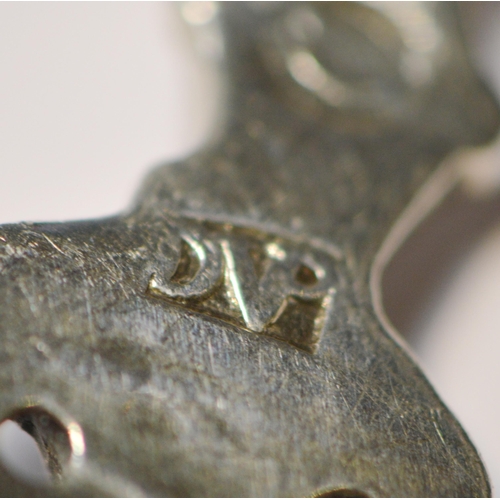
left=0, top=2, right=499, bottom=494
left=0, top=2, right=216, bottom=223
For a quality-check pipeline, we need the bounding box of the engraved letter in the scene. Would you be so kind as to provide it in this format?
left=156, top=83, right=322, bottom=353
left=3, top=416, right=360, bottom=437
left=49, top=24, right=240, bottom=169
left=148, top=232, right=223, bottom=299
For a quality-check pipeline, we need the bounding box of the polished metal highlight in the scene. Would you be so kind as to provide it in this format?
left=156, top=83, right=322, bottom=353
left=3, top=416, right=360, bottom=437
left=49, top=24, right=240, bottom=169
left=0, top=2, right=498, bottom=497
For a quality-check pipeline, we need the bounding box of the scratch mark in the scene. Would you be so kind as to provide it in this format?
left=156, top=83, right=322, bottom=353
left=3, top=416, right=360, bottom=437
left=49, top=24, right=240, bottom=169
left=399, top=414, right=409, bottom=440
left=430, top=409, right=447, bottom=447
left=18, top=280, right=38, bottom=314
left=83, top=286, right=94, bottom=332
left=40, top=233, right=65, bottom=255
left=431, top=409, right=475, bottom=480
left=208, top=338, right=215, bottom=373
left=433, top=419, right=446, bottom=446
left=104, top=252, right=130, bottom=299
left=389, top=376, right=399, bottom=409
left=338, top=391, right=363, bottom=434
left=346, top=364, right=378, bottom=418
left=339, top=392, right=352, bottom=412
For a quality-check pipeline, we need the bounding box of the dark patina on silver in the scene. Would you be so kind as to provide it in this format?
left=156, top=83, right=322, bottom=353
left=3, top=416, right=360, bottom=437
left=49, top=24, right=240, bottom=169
left=0, top=2, right=498, bottom=497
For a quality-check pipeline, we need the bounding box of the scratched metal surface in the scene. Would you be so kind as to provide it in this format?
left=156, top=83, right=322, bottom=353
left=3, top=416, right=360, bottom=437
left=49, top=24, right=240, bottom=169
left=0, top=3, right=497, bottom=497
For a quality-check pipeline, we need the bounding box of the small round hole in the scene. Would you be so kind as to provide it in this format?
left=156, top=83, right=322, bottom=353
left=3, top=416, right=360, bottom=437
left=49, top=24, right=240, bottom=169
left=295, top=263, right=319, bottom=286
left=0, top=406, right=78, bottom=486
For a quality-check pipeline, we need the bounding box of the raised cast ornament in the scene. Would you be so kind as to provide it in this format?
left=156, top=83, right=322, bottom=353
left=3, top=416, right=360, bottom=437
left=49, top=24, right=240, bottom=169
left=0, top=3, right=498, bottom=497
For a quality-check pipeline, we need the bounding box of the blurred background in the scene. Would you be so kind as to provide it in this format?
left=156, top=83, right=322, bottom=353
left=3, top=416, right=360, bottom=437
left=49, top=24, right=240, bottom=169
left=0, top=1, right=499, bottom=494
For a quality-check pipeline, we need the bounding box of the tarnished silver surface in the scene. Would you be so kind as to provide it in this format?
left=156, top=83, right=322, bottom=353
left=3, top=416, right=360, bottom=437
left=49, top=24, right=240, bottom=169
left=0, top=2, right=498, bottom=497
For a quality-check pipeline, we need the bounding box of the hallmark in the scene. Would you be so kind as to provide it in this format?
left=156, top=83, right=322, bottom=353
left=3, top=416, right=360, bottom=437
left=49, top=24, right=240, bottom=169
left=147, top=219, right=338, bottom=353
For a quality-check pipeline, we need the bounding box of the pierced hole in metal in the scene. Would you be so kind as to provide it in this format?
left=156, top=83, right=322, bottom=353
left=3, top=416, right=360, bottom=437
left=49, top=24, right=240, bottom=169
left=0, top=406, right=73, bottom=486
left=314, top=488, right=370, bottom=498
left=295, top=263, right=318, bottom=286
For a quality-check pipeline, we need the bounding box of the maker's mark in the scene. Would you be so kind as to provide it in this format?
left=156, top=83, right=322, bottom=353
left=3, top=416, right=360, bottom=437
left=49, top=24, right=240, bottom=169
left=147, top=220, right=338, bottom=353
